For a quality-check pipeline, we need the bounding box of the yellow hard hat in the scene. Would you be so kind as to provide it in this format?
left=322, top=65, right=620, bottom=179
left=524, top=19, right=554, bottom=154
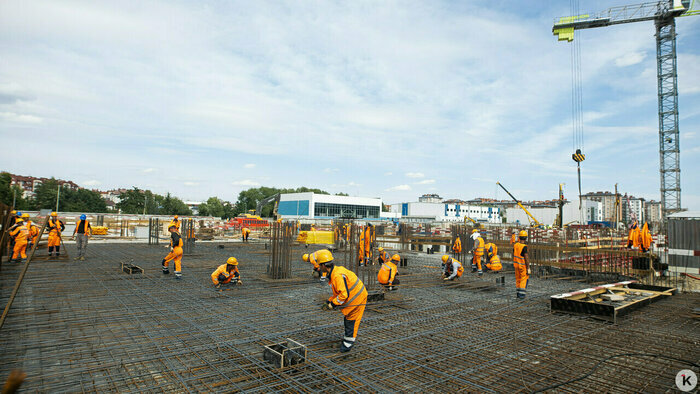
left=472, top=229, right=478, bottom=233
left=51, top=212, right=58, bottom=217
left=10, top=210, right=17, bottom=215
left=16, top=218, right=23, bottom=223
left=174, top=215, right=179, bottom=219
left=226, top=257, right=238, bottom=266
left=441, top=255, right=450, bottom=263
left=378, top=247, right=384, bottom=252
left=519, top=230, right=528, bottom=238
left=302, top=254, right=310, bottom=262
left=391, top=254, right=400, bottom=262
left=315, top=250, right=334, bottom=265
left=21, top=213, right=29, bottom=218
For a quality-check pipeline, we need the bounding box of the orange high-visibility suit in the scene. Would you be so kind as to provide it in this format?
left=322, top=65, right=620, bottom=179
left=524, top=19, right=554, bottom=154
left=472, top=236, right=485, bottom=274
left=640, top=222, right=652, bottom=252
left=307, top=250, right=329, bottom=278
left=510, top=233, right=518, bottom=245
left=47, top=218, right=65, bottom=256
left=358, top=230, right=366, bottom=264
left=211, top=264, right=239, bottom=285
left=378, top=250, right=390, bottom=264
left=627, top=223, right=640, bottom=249
left=363, top=226, right=371, bottom=262
left=328, top=265, right=367, bottom=351
left=484, top=243, right=502, bottom=271
left=26, top=221, right=39, bottom=249
left=163, top=231, right=184, bottom=277
left=453, top=237, right=462, bottom=254
left=169, top=219, right=181, bottom=232
left=10, top=221, right=29, bottom=261
left=378, top=260, right=399, bottom=287
left=444, top=257, right=464, bottom=280
left=513, top=241, right=529, bottom=299
left=242, top=227, right=251, bottom=241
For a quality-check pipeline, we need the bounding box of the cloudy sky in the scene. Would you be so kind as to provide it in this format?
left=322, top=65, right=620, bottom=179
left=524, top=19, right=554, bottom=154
left=1, top=0, right=698, bottom=208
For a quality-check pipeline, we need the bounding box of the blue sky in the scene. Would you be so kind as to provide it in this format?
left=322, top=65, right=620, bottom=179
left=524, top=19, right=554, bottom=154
left=1, top=0, right=698, bottom=208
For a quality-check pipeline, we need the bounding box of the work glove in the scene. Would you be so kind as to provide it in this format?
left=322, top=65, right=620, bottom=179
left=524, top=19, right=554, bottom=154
left=388, top=286, right=393, bottom=291
left=527, top=268, right=531, bottom=275
left=236, top=279, right=243, bottom=285
left=215, top=283, right=221, bottom=289
left=322, top=301, right=335, bottom=311
left=443, top=277, right=450, bottom=281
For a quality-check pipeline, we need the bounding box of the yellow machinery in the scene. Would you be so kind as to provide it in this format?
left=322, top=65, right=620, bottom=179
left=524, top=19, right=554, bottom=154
left=497, top=181, right=544, bottom=228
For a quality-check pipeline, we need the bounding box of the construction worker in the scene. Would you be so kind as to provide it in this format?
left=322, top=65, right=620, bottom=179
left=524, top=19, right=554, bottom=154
left=72, top=214, right=92, bottom=261
left=242, top=227, right=251, bottom=242
left=471, top=229, right=485, bottom=276
left=47, top=212, right=65, bottom=257
left=452, top=235, right=462, bottom=255
left=211, top=257, right=241, bottom=287
left=9, top=217, right=29, bottom=263
left=161, top=225, right=183, bottom=279
left=7, top=210, right=19, bottom=258
left=318, top=250, right=367, bottom=353
left=627, top=221, right=641, bottom=249
left=364, top=224, right=372, bottom=264
left=442, top=254, right=464, bottom=281
left=484, top=242, right=502, bottom=272
left=169, top=215, right=181, bottom=232
left=640, top=222, right=653, bottom=253
left=377, top=247, right=391, bottom=265
left=378, top=253, right=400, bottom=290
left=358, top=227, right=366, bottom=265
left=21, top=213, right=39, bottom=254
left=302, top=249, right=329, bottom=279
left=510, top=231, right=518, bottom=246
left=513, top=230, right=530, bottom=299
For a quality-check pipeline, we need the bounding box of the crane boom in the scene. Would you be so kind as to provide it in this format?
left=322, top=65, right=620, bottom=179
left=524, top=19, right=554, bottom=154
left=496, top=182, right=543, bottom=228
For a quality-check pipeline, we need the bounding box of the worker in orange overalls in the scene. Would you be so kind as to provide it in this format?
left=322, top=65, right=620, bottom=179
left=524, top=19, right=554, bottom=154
left=363, top=224, right=372, bottom=265
left=484, top=242, right=502, bottom=272
left=9, top=218, right=29, bottom=263
left=442, top=255, right=464, bottom=281
left=7, top=210, right=19, bottom=258
left=640, top=222, right=653, bottom=253
left=318, top=250, right=367, bottom=353
left=510, top=231, right=518, bottom=246
left=513, top=230, right=530, bottom=299
left=211, top=257, right=241, bottom=287
left=627, top=221, right=640, bottom=249
left=470, top=229, right=485, bottom=276
left=47, top=212, right=65, bottom=257
left=161, top=225, right=183, bottom=279
left=377, top=247, right=391, bottom=265
left=378, top=253, right=400, bottom=290
left=302, top=249, right=330, bottom=279
left=22, top=213, right=39, bottom=254
left=242, top=227, right=251, bottom=242
left=169, top=215, right=181, bottom=232
left=452, top=235, right=462, bottom=255
left=358, top=227, right=366, bottom=265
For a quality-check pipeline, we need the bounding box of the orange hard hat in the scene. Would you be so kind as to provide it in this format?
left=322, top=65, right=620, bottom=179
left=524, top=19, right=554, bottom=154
left=391, top=254, right=400, bottom=262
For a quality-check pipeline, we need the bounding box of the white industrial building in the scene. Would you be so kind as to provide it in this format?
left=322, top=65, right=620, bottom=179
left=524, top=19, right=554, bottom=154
left=389, top=202, right=501, bottom=223
left=278, top=193, right=382, bottom=219
left=505, top=200, right=602, bottom=226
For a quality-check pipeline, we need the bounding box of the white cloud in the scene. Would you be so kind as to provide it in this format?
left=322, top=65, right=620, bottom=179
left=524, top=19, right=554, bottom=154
left=415, top=179, right=435, bottom=185
left=82, top=180, right=101, bottom=186
left=614, top=52, right=646, bottom=67
left=0, top=111, right=42, bottom=123
left=324, top=168, right=340, bottom=173
left=386, top=184, right=411, bottom=191
left=405, top=172, right=425, bottom=179
left=384, top=172, right=392, bottom=176
left=348, top=181, right=361, bottom=187
left=184, top=181, right=199, bottom=186
left=142, top=168, right=157, bottom=173
left=232, top=179, right=260, bottom=186
left=243, top=163, right=256, bottom=169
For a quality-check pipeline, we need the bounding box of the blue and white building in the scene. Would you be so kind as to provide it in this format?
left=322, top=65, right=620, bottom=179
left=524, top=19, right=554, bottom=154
left=389, top=201, right=502, bottom=223
left=278, top=192, right=383, bottom=220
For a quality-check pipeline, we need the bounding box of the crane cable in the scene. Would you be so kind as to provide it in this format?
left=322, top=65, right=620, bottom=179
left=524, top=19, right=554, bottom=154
left=570, top=0, right=585, bottom=224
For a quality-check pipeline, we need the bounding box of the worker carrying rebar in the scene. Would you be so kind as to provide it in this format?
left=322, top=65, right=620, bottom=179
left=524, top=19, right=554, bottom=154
left=484, top=242, right=502, bottom=272
left=627, top=221, right=640, bottom=249
left=22, top=213, right=39, bottom=254
left=513, top=230, right=530, bottom=299
left=378, top=253, right=400, bottom=290
left=639, top=222, right=653, bottom=253
left=169, top=215, right=181, bottom=232
left=9, top=217, right=29, bottom=263
left=161, top=225, right=183, bottom=279
left=71, top=214, right=91, bottom=261
left=318, top=250, right=367, bottom=353
left=441, top=255, right=464, bottom=281
left=452, top=235, right=462, bottom=255
left=211, top=257, right=241, bottom=287
left=302, top=249, right=329, bottom=279
left=242, top=227, right=251, bottom=242
left=471, top=229, right=485, bottom=276
left=47, top=212, right=65, bottom=257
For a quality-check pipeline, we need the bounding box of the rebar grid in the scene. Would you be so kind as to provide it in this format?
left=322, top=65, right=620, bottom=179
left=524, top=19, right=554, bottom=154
left=0, top=242, right=697, bottom=392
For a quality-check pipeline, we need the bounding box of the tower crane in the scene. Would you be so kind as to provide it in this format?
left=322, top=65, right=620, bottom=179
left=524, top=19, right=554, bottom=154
left=553, top=0, right=698, bottom=220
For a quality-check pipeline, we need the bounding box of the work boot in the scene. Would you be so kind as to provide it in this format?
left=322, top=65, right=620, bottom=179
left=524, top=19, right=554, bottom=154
left=175, top=272, right=182, bottom=280
left=162, top=265, right=170, bottom=274
left=340, top=343, right=353, bottom=353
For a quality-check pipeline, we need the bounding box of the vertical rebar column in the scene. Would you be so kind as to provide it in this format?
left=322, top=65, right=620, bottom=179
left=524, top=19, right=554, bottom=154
left=182, top=219, right=195, bottom=254
left=148, top=218, right=159, bottom=245
left=267, top=221, right=292, bottom=279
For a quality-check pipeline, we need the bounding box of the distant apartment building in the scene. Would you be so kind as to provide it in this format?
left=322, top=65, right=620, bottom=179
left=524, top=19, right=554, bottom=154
left=10, top=174, right=79, bottom=199
left=622, top=196, right=645, bottom=224
left=582, top=191, right=621, bottom=223
left=645, top=200, right=663, bottom=225
left=390, top=200, right=501, bottom=223
left=418, top=194, right=443, bottom=203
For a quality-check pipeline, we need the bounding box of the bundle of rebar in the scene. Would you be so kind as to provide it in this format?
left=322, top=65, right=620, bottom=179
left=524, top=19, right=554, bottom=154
left=267, top=221, right=294, bottom=279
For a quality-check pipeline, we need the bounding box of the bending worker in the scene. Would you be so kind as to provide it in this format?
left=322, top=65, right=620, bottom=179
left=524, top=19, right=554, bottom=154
left=302, top=249, right=329, bottom=279
left=47, top=212, right=65, bottom=257
left=161, top=225, right=183, bottom=279
left=72, top=214, right=92, bottom=261
left=513, top=230, right=530, bottom=299
left=441, top=254, right=464, bottom=281
left=484, top=242, right=502, bottom=272
left=378, top=253, right=400, bottom=291
left=377, top=247, right=390, bottom=265
left=242, top=227, right=251, bottom=242
left=9, top=217, right=29, bottom=263
left=471, top=229, right=485, bottom=276
left=211, top=257, right=241, bottom=287
left=318, top=250, right=367, bottom=353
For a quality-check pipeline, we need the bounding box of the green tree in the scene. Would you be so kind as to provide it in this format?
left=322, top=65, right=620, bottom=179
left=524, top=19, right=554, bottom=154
left=33, top=178, right=61, bottom=210
left=198, top=197, right=225, bottom=217
left=159, top=193, right=192, bottom=215
left=0, top=172, right=32, bottom=209
left=116, top=188, right=157, bottom=214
